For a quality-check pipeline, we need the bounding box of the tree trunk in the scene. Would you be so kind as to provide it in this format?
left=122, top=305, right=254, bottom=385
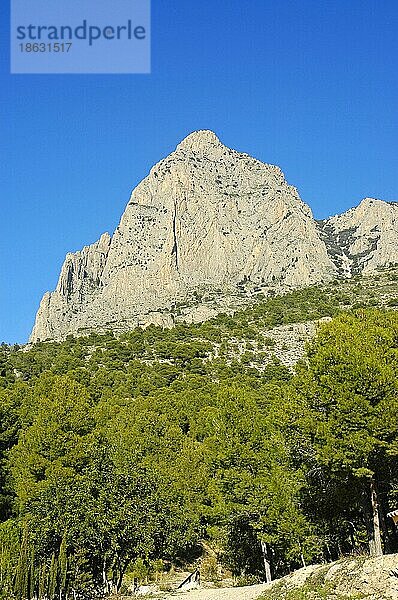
left=102, top=558, right=107, bottom=593
left=261, top=541, right=272, bottom=583
left=325, top=541, right=332, bottom=562
left=369, top=477, right=383, bottom=557
left=298, top=541, right=306, bottom=567
left=379, top=506, right=391, bottom=554
left=116, top=557, right=128, bottom=592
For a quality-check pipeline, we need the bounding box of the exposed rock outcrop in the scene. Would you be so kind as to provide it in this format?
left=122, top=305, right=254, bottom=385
left=318, top=198, right=398, bottom=276
left=260, top=553, right=398, bottom=600
left=30, top=131, right=398, bottom=342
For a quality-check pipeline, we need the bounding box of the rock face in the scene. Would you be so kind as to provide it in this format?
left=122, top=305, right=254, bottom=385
left=318, top=198, right=398, bottom=276
left=30, top=131, right=398, bottom=342
left=32, top=233, right=112, bottom=341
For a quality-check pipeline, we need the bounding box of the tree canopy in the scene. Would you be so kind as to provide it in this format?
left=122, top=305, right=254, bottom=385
left=0, top=296, right=397, bottom=599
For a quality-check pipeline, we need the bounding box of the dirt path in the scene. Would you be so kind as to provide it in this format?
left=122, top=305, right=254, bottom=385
left=157, top=584, right=268, bottom=600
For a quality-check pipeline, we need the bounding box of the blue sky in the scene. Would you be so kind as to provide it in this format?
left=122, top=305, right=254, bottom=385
left=1, top=0, right=398, bottom=344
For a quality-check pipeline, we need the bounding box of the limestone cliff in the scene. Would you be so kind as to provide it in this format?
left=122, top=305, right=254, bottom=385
left=318, top=198, right=398, bottom=276
left=30, top=131, right=397, bottom=342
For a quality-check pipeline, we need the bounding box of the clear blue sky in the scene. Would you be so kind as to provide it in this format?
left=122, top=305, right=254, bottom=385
left=1, top=0, right=398, bottom=344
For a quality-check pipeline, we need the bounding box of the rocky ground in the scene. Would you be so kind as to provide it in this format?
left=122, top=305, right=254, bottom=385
left=128, top=554, right=398, bottom=600
left=155, top=583, right=268, bottom=600
left=248, top=554, right=398, bottom=600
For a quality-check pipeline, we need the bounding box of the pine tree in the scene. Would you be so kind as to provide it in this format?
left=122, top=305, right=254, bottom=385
left=295, top=309, right=398, bottom=556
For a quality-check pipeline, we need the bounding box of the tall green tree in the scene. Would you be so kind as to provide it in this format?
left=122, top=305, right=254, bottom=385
left=295, top=309, right=398, bottom=556
left=192, top=384, right=316, bottom=577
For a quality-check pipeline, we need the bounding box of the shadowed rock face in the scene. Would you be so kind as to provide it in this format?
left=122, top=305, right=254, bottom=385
left=30, top=131, right=397, bottom=342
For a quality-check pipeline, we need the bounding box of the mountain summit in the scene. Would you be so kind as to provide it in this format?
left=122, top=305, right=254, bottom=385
left=30, top=132, right=398, bottom=342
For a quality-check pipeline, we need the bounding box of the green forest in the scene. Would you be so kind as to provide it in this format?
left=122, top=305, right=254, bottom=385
left=0, top=277, right=398, bottom=599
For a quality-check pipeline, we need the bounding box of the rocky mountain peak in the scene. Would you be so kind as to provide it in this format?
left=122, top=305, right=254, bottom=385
left=30, top=133, right=398, bottom=342
left=176, top=129, right=221, bottom=152
left=359, top=197, right=380, bottom=207
left=352, top=197, right=393, bottom=217
left=318, top=197, right=398, bottom=276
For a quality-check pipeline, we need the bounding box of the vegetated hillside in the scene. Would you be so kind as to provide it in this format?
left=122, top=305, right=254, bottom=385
left=5, top=266, right=398, bottom=382
left=0, top=269, right=398, bottom=599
